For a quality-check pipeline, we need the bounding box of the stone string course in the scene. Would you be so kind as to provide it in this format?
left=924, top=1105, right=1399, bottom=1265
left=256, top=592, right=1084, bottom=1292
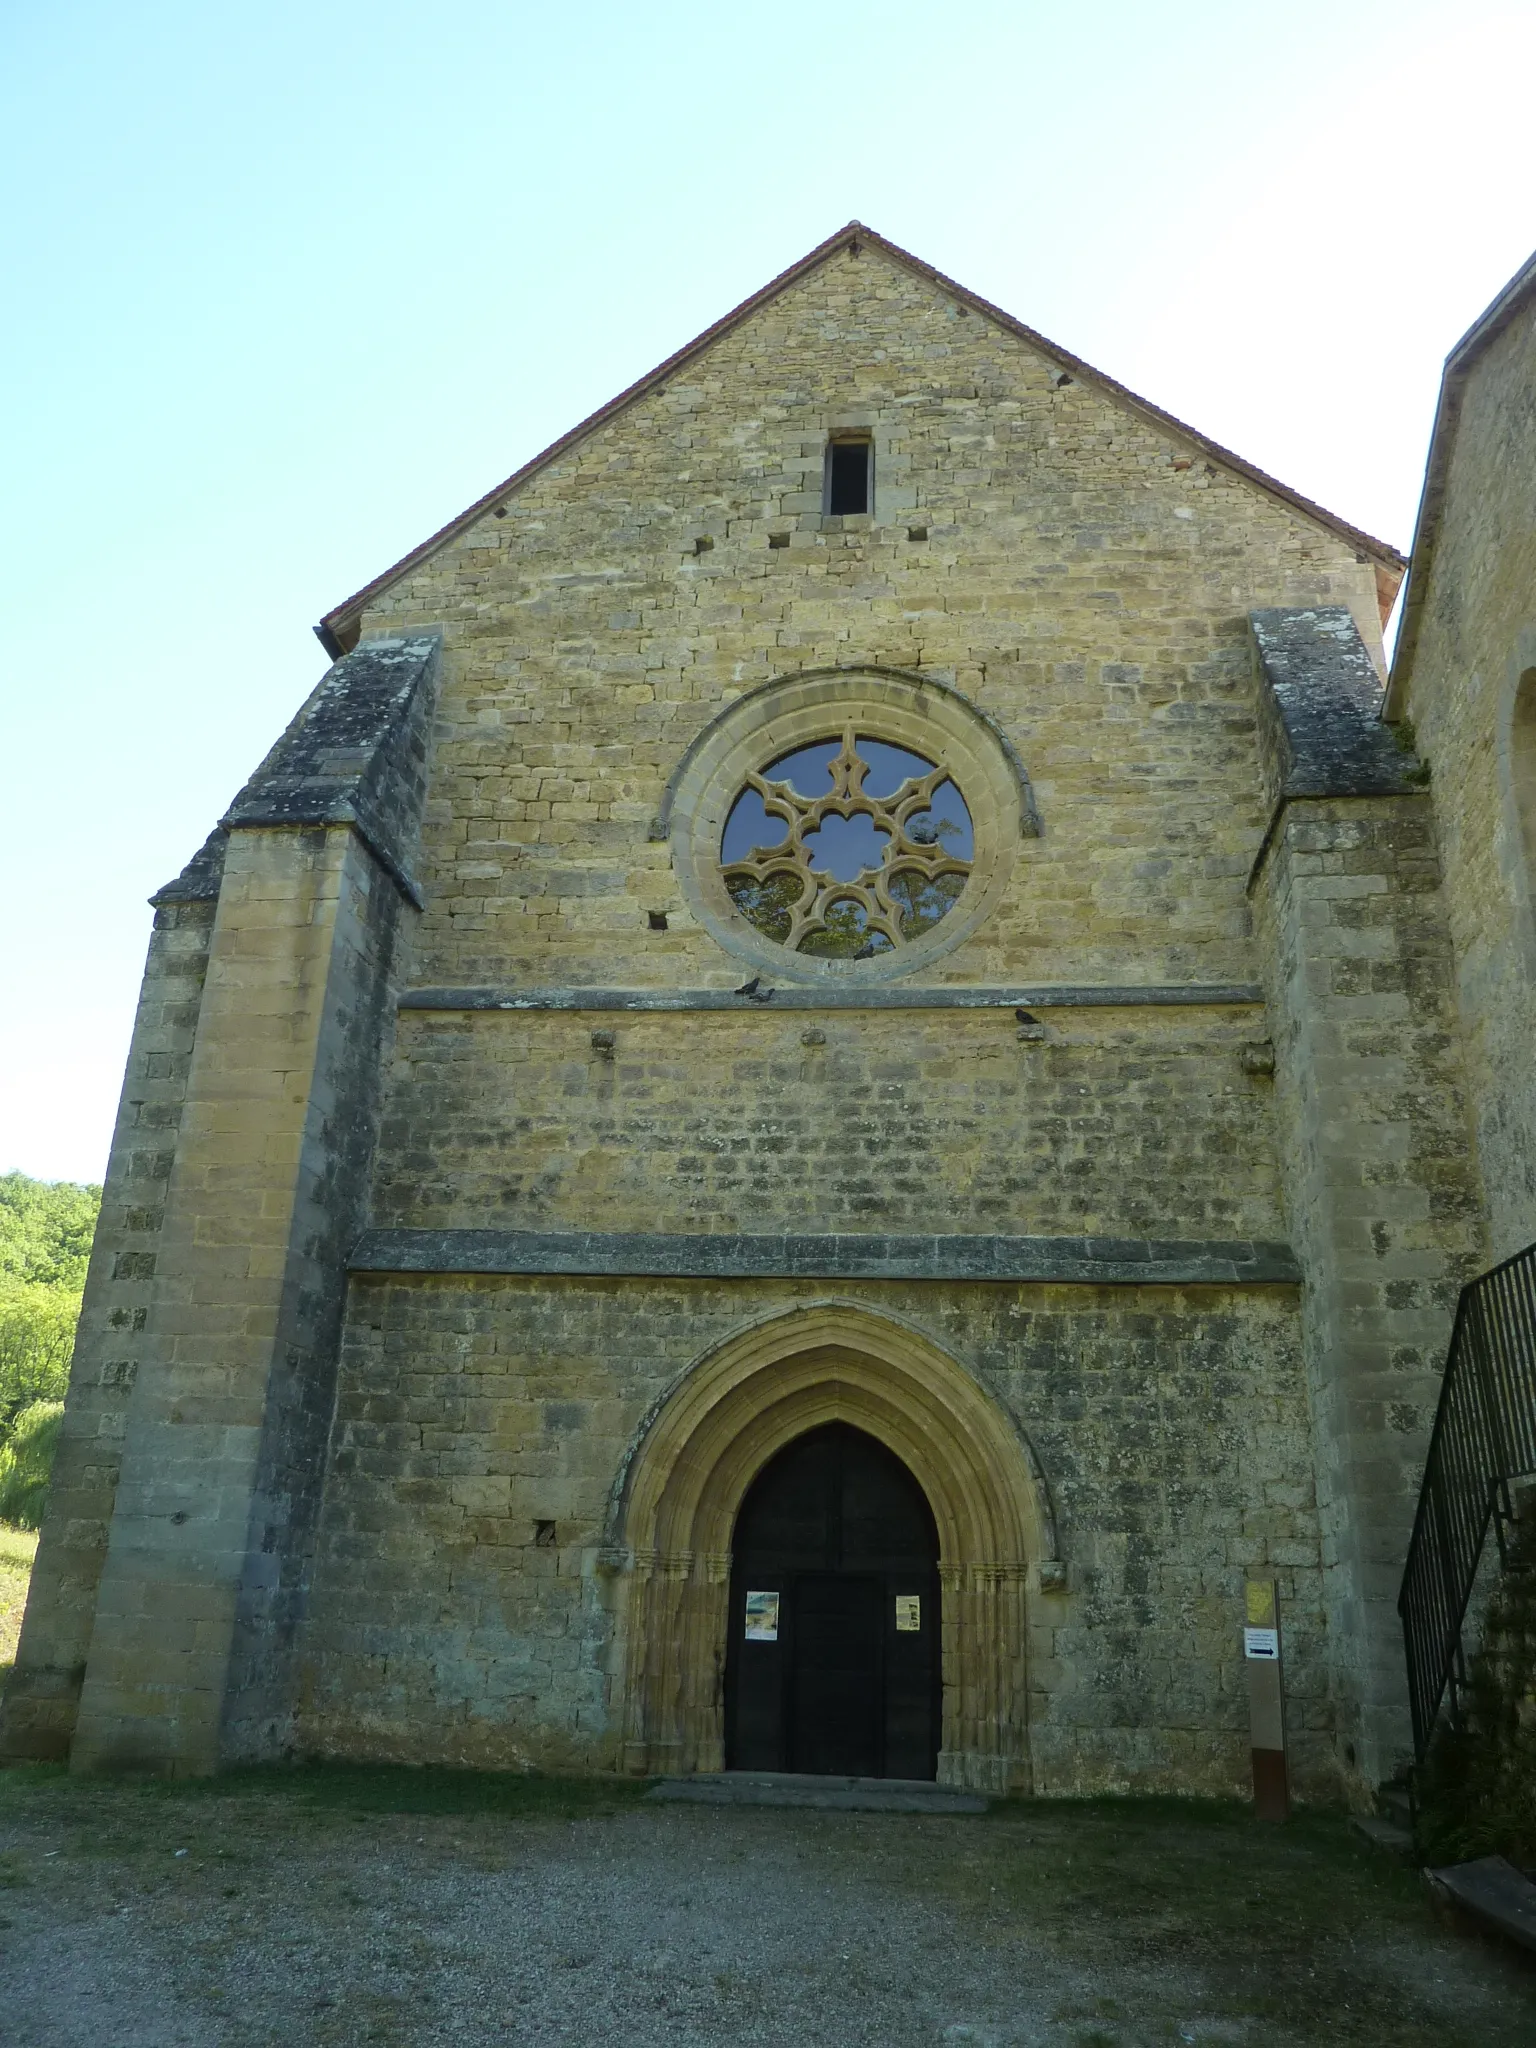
left=397, top=982, right=1266, bottom=1011
left=350, top=1227, right=1301, bottom=1287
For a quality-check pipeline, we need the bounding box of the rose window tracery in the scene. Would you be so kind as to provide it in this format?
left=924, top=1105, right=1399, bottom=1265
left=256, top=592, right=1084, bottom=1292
left=720, top=729, right=975, bottom=958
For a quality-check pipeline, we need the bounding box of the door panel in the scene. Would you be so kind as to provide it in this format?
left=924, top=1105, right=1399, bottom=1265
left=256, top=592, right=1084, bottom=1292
left=883, top=1585, right=939, bottom=1780
left=724, top=1423, right=940, bottom=1779
left=789, top=1574, right=883, bottom=1776
left=729, top=1580, right=786, bottom=1772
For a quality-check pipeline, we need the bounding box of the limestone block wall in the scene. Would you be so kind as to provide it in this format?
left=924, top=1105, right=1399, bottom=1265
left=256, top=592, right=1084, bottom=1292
left=0, top=897, right=216, bottom=1760
left=303, top=247, right=1396, bottom=1794
left=353, top=244, right=1385, bottom=998
left=371, top=1004, right=1284, bottom=1241
left=296, top=1275, right=1328, bottom=1798
left=1395, top=299, right=1536, bottom=1261
left=1254, top=794, right=1486, bottom=1786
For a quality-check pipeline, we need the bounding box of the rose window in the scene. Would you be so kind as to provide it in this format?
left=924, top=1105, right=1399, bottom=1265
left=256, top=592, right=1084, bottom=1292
left=720, top=728, right=975, bottom=959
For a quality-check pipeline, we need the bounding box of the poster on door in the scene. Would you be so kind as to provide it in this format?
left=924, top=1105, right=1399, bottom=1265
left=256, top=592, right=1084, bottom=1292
left=743, top=1590, right=780, bottom=1641
left=895, top=1595, right=922, bottom=1632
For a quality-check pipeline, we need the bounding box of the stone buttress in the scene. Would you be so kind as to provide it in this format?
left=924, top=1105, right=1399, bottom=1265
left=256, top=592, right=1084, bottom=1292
left=1248, top=607, right=1486, bottom=1787
left=0, top=636, right=441, bottom=1771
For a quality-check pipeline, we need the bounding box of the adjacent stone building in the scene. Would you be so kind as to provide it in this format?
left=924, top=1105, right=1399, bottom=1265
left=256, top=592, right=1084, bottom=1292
left=4, top=222, right=1510, bottom=1803
left=1388, top=247, right=1536, bottom=1269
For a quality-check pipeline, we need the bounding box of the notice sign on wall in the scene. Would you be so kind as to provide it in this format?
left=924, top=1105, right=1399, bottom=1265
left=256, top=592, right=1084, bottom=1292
left=895, top=1595, right=922, bottom=1632
left=744, top=1591, right=780, bottom=1641
left=1244, top=1626, right=1280, bottom=1660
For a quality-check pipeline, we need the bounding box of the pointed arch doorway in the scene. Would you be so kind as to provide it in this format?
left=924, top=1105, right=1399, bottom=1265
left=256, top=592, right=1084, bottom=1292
left=726, top=1422, right=941, bottom=1778
left=610, top=1303, right=1058, bottom=1793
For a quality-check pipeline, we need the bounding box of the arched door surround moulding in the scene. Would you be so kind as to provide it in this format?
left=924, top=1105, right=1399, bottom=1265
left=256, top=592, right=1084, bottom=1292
left=657, top=666, right=1041, bottom=987
left=602, top=1300, right=1060, bottom=1793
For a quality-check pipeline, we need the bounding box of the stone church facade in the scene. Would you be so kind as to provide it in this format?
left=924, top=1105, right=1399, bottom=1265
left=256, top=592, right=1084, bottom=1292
left=3, top=222, right=1509, bottom=1804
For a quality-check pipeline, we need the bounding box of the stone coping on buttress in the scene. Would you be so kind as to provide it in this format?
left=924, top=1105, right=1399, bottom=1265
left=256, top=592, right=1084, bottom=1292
left=349, top=1228, right=1302, bottom=1287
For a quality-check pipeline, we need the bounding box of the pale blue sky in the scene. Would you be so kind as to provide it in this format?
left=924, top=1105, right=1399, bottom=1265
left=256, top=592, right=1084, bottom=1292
left=4, top=0, right=1533, bottom=1182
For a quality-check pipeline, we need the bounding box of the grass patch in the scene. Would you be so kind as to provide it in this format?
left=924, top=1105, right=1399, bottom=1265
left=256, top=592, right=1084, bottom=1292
left=881, top=1795, right=1527, bottom=2048
left=0, top=1759, right=654, bottom=1885
left=970, top=1794, right=1430, bottom=1941
left=217, top=1759, right=653, bottom=1819
left=0, top=1757, right=651, bottom=1834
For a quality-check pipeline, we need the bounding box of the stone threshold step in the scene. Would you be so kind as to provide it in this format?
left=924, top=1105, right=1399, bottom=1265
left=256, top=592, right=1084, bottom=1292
left=1428, top=1855, right=1536, bottom=1954
left=648, top=1772, right=989, bottom=1814
left=1350, top=1814, right=1415, bottom=1859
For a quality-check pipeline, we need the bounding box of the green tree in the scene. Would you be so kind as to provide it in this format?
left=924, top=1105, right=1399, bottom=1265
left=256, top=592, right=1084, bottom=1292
left=0, top=1171, right=100, bottom=1289
left=0, top=1284, right=80, bottom=1423
left=0, top=1400, right=64, bottom=1530
left=0, top=1176, right=100, bottom=1516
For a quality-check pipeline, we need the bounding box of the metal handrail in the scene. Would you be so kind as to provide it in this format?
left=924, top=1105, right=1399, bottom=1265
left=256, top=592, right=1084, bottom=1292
left=1398, top=1239, right=1536, bottom=1760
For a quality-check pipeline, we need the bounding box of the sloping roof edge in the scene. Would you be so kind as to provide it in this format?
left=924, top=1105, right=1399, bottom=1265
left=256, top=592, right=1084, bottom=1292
left=1387, top=243, right=1536, bottom=716
left=317, top=220, right=1407, bottom=658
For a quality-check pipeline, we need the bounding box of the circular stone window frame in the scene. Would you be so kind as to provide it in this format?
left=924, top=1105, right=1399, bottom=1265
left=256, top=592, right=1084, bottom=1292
left=657, top=666, right=1040, bottom=984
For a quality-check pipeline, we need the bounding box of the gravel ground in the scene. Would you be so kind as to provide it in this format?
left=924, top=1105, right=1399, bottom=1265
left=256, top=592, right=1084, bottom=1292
left=1, top=1769, right=1532, bottom=2048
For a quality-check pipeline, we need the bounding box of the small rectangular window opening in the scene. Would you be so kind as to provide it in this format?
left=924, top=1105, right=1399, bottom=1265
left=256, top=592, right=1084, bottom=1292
left=825, top=438, right=872, bottom=516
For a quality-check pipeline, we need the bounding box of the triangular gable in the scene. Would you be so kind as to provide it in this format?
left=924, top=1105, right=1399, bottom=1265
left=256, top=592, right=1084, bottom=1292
left=317, top=221, right=1407, bottom=658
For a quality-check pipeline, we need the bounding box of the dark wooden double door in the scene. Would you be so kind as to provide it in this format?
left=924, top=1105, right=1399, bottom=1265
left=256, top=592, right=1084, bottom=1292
left=724, top=1423, right=941, bottom=1780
